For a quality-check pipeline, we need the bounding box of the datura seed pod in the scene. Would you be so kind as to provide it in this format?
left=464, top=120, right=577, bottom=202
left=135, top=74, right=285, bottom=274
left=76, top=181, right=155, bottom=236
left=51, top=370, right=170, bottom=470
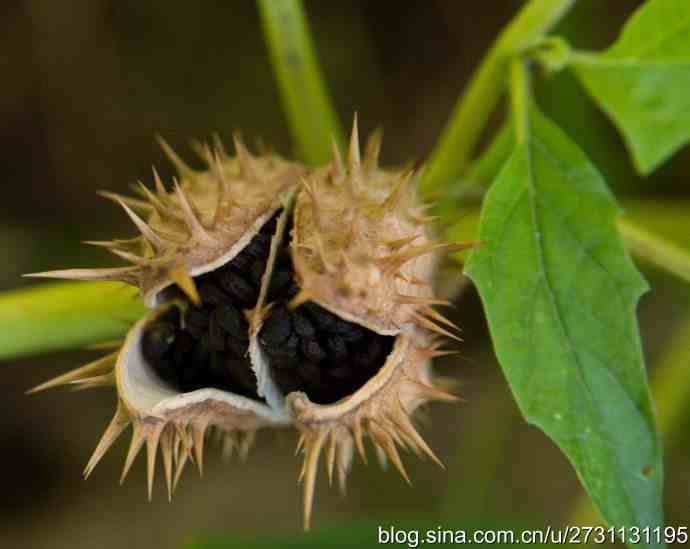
left=27, top=120, right=477, bottom=529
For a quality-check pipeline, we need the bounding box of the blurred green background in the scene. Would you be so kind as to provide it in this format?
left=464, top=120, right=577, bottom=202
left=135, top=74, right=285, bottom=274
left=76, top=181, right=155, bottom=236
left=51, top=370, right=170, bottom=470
left=2, top=1, right=689, bottom=547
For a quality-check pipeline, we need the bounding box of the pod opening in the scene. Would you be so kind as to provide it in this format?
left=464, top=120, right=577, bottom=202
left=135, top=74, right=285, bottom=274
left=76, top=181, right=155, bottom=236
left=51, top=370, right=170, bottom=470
left=140, top=213, right=286, bottom=401
left=258, top=213, right=395, bottom=405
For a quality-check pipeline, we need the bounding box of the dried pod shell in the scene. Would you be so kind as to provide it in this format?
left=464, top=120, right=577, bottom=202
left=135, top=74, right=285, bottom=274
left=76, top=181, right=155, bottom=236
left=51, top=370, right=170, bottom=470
left=31, top=137, right=306, bottom=307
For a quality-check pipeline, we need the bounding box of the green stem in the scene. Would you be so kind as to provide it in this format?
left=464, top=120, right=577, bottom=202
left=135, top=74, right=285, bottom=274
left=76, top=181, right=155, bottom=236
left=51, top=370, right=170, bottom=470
left=257, top=0, right=344, bottom=164
left=421, top=0, right=576, bottom=196
left=509, top=59, right=530, bottom=144
left=618, top=217, right=690, bottom=285
left=0, top=281, right=145, bottom=361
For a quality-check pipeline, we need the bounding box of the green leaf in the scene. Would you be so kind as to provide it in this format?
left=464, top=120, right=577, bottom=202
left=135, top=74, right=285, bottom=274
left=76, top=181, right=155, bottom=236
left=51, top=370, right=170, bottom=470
left=572, top=0, right=690, bottom=174
left=0, top=281, right=145, bottom=360
left=465, top=108, right=664, bottom=544
left=257, top=0, right=344, bottom=165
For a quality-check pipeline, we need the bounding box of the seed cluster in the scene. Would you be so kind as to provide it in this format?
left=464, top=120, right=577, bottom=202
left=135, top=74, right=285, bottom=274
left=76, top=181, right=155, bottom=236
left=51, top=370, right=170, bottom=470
left=258, top=217, right=394, bottom=405
left=141, top=209, right=393, bottom=405
left=140, top=214, right=282, bottom=399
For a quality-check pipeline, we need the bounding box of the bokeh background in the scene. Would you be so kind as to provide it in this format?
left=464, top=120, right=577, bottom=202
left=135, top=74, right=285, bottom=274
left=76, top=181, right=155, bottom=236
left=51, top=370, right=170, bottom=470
left=1, top=1, right=689, bottom=547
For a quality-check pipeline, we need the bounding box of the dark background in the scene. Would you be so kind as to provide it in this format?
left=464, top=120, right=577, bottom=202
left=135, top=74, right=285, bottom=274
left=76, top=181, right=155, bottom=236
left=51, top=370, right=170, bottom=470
left=1, top=1, right=688, bottom=547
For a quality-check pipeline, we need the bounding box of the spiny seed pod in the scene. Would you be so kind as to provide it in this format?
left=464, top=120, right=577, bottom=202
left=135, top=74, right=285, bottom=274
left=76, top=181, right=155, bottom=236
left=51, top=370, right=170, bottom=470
left=27, top=120, right=477, bottom=529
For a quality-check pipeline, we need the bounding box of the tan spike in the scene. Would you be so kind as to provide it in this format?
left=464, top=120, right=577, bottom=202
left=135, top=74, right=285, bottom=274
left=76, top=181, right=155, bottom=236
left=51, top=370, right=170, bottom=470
left=172, top=446, right=189, bottom=493
left=109, top=248, right=165, bottom=267
left=233, top=133, right=260, bottom=182
left=351, top=417, right=368, bottom=465
left=394, top=272, right=430, bottom=287
left=160, top=427, right=174, bottom=501
left=168, top=265, right=201, bottom=305
left=156, top=135, right=195, bottom=179
left=28, top=352, right=117, bottom=394
left=331, top=136, right=344, bottom=178
left=302, top=430, right=328, bottom=531
left=368, top=421, right=410, bottom=484
left=190, top=139, right=213, bottom=166
left=390, top=397, right=444, bottom=468
left=84, top=339, right=124, bottom=351
left=82, top=240, right=127, bottom=250
left=146, top=423, right=164, bottom=501
left=83, top=401, right=131, bottom=479
left=407, top=378, right=461, bottom=404
left=374, top=444, right=388, bottom=470
left=211, top=152, right=230, bottom=227
left=363, top=127, right=383, bottom=173
left=381, top=170, right=412, bottom=211
left=295, top=432, right=306, bottom=456
left=347, top=114, right=361, bottom=176
left=191, top=420, right=209, bottom=476
left=238, top=430, right=255, bottom=462
left=422, top=306, right=460, bottom=332
left=411, top=311, right=463, bottom=342
left=336, top=436, right=354, bottom=496
left=97, top=191, right=153, bottom=214
left=173, top=181, right=217, bottom=245
left=120, top=422, right=146, bottom=484
left=325, top=431, right=337, bottom=486
left=136, top=181, right=169, bottom=216
left=68, top=371, right=116, bottom=391
left=394, top=294, right=451, bottom=307
left=212, top=133, right=229, bottom=159
left=381, top=240, right=481, bottom=273
left=387, top=234, right=420, bottom=251
left=222, top=432, right=236, bottom=461
left=24, top=266, right=140, bottom=285
left=152, top=167, right=172, bottom=204
left=116, top=199, right=164, bottom=250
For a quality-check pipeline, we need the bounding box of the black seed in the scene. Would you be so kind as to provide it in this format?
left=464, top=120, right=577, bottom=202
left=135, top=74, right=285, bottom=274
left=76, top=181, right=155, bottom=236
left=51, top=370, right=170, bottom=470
left=249, top=260, right=265, bottom=286
left=326, top=335, right=349, bottom=362
left=226, top=335, right=248, bottom=358
left=226, top=359, right=257, bottom=394
left=244, top=234, right=270, bottom=258
left=172, top=331, right=194, bottom=367
left=329, top=365, right=352, bottom=381
left=142, top=322, right=176, bottom=362
left=341, top=324, right=364, bottom=342
left=216, top=303, right=246, bottom=336
left=227, top=251, right=253, bottom=273
left=185, top=307, right=208, bottom=328
left=208, top=311, right=226, bottom=351
left=276, top=249, right=292, bottom=267
left=303, top=303, right=338, bottom=331
left=260, top=213, right=279, bottom=234
left=354, top=335, right=384, bottom=368
left=292, top=311, right=315, bottom=337
left=153, top=357, right=177, bottom=382
left=219, top=271, right=256, bottom=306
left=259, top=307, right=292, bottom=346
left=271, top=368, right=303, bottom=394
left=267, top=269, right=291, bottom=300
left=300, top=338, right=326, bottom=363
left=198, top=281, right=227, bottom=305
left=286, top=281, right=300, bottom=299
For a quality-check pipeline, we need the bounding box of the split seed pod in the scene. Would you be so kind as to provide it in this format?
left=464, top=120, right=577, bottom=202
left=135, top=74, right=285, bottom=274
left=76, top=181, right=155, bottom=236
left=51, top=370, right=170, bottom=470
left=27, top=122, right=476, bottom=528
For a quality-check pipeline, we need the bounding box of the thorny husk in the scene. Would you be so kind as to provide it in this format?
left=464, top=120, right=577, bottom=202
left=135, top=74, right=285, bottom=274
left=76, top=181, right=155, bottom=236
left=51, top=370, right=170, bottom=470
left=27, top=120, right=476, bottom=529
